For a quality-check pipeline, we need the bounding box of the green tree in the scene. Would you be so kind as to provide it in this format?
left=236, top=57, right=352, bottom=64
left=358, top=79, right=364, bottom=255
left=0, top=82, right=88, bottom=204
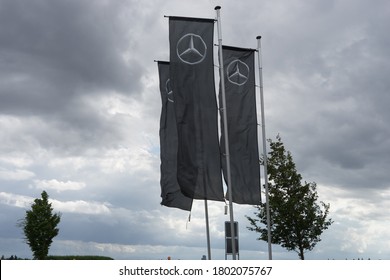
left=20, top=191, right=61, bottom=259
left=246, top=135, right=332, bottom=259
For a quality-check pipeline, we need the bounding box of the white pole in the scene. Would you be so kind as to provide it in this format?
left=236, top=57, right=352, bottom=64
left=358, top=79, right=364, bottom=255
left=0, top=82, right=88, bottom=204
left=215, top=6, right=237, bottom=260
left=256, top=36, right=272, bottom=260
left=204, top=200, right=212, bottom=260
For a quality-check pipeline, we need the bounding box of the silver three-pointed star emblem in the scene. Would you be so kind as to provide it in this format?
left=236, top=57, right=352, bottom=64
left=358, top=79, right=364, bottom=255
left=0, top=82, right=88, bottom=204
left=165, top=79, right=173, bottom=103
left=176, top=33, right=207, bottom=65
left=226, top=59, right=249, bottom=86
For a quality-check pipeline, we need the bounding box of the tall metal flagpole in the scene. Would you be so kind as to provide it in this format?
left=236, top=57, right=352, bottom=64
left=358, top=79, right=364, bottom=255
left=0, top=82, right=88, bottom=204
left=204, top=200, right=212, bottom=260
left=256, top=36, right=272, bottom=260
left=215, top=6, right=237, bottom=260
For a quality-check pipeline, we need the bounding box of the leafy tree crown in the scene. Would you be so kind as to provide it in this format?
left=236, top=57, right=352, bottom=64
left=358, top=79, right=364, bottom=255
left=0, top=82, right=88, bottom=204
left=20, top=191, right=61, bottom=260
left=247, top=135, right=332, bottom=260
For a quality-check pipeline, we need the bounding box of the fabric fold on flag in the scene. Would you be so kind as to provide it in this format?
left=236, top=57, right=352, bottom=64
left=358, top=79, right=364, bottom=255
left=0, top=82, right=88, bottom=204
left=219, top=46, right=261, bottom=205
left=169, top=17, right=224, bottom=201
left=158, top=61, right=193, bottom=211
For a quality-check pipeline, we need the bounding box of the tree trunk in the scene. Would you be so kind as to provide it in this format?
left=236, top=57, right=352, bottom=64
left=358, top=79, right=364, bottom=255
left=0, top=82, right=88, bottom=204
left=299, top=246, right=305, bottom=260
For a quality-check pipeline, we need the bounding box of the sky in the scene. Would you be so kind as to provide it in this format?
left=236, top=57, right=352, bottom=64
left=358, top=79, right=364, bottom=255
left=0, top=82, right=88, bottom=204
left=0, top=0, right=389, bottom=260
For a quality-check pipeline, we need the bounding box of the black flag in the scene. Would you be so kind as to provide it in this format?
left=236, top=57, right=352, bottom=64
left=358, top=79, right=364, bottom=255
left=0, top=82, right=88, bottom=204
left=158, top=61, right=193, bottom=211
left=169, top=17, right=224, bottom=201
left=220, top=46, right=261, bottom=205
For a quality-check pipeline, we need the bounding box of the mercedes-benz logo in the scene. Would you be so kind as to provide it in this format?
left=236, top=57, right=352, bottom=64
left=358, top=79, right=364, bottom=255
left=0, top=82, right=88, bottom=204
left=165, top=79, right=174, bottom=103
left=226, top=59, right=249, bottom=86
left=176, top=33, right=207, bottom=65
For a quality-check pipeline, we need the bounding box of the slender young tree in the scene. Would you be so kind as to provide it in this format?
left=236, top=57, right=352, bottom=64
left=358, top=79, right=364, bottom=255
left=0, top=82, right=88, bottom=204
left=247, top=135, right=332, bottom=259
left=20, top=191, right=61, bottom=259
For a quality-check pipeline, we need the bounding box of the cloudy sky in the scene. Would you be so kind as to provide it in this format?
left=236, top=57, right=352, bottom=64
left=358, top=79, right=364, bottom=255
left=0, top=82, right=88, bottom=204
left=1, top=0, right=389, bottom=260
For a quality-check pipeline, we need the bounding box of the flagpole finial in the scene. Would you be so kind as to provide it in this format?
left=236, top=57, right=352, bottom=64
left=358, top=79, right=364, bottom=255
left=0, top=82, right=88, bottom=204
left=257, top=35, right=262, bottom=39
left=215, top=6, right=221, bottom=10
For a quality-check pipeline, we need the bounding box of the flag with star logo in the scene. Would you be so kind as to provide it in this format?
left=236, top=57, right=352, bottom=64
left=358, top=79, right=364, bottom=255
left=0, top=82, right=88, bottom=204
left=220, top=46, right=261, bottom=205
left=158, top=61, right=193, bottom=211
left=169, top=17, right=224, bottom=201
